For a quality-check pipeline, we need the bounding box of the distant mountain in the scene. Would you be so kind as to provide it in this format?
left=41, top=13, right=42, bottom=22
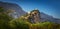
left=0, top=1, right=60, bottom=24
left=40, top=12, right=60, bottom=24
left=0, top=2, right=26, bottom=18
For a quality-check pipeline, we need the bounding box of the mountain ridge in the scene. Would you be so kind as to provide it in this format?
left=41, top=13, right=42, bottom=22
left=40, top=12, right=60, bottom=24
left=0, top=1, right=26, bottom=18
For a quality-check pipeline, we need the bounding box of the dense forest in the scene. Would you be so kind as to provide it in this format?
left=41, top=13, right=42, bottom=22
left=0, top=7, right=60, bottom=29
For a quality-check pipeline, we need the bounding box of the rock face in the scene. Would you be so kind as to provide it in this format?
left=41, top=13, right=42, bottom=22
left=22, top=10, right=40, bottom=24
left=29, top=10, right=40, bottom=23
left=0, top=2, right=26, bottom=18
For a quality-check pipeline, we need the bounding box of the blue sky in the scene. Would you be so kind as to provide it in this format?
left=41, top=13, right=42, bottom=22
left=0, top=0, right=60, bottom=19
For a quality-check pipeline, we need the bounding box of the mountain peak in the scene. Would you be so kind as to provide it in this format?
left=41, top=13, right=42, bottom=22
left=0, top=1, right=26, bottom=18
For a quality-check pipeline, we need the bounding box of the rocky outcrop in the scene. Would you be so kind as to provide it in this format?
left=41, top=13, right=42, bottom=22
left=21, top=9, right=40, bottom=24
left=29, top=10, right=40, bottom=23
